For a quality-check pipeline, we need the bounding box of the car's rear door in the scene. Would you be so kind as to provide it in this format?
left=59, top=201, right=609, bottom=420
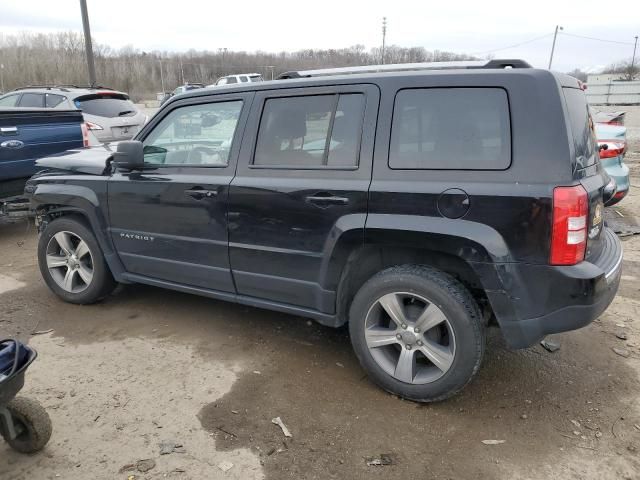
left=108, top=92, right=253, bottom=292
left=227, top=84, right=378, bottom=312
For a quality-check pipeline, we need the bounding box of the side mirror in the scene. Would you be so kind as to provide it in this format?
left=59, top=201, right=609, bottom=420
left=113, top=140, right=144, bottom=171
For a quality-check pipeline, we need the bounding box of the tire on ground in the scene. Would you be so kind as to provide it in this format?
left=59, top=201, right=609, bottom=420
left=348, top=264, right=485, bottom=402
left=37, top=215, right=116, bottom=304
left=1, top=396, right=52, bottom=453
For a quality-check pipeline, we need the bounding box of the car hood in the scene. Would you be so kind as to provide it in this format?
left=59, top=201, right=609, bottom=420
left=35, top=144, right=116, bottom=175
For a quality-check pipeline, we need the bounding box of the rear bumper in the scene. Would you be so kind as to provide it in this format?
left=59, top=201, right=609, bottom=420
left=484, top=228, right=622, bottom=348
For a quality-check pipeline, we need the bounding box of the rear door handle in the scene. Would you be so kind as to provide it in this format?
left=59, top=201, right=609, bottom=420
left=185, top=187, right=218, bottom=200
left=305, top=193, right=349, bottom=206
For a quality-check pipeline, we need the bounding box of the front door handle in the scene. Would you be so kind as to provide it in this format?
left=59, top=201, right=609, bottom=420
left=185, top=187, right=218, bottom=200
left=305, top=193, right=349, bottom=206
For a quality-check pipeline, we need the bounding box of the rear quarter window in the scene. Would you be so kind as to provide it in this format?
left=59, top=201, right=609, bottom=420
left=389, top=87, right=511, bottom=170
left=563, top=87, right=598, bottom=169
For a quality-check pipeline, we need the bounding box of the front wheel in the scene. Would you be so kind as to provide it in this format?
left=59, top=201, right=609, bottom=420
left=349, top=265, right=485, bottom=402
left=37, top=216, right=116, bottom=304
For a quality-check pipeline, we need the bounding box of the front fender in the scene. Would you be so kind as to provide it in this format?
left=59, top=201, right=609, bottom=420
left=29, top=179, right=127, bottom=280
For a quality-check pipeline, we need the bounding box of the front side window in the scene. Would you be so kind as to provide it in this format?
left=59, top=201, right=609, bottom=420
left=390, top=88, right=511, bottom=170
left=0, top=94, right=19, bottom=107
left=142, top=100, right=243, bottom=166
left=18, top=93, right=45, bottom=108
left=253, top=93, right=365, bottom=168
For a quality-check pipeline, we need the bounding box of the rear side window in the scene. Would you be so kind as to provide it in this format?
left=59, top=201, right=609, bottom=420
left=46, top=94, right=66, bottom=108
left=253, top=94, right=365, bottom=168
left=18, top=93, right=45, bottom=108
left=74, top=94, right=137, bottom=118
left=390, top=88, right=511, bottom=170
left=563, top=87, right=597, bottom=169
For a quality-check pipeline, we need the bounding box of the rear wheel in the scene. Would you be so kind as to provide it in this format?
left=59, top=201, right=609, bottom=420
left=349, top=265, right=485, bottom=402
left=38, top=216, right=116, bottom=304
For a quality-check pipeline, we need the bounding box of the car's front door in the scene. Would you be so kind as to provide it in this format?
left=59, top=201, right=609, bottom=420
left=228, top=85, right=378, bottom=312
left=108, top=93, right=252, bottom=292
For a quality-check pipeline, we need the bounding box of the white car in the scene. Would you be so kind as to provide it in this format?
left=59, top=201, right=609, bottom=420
left=208, top=74, right=264, bottom=87
left=0, top=86, right=148, bottom=143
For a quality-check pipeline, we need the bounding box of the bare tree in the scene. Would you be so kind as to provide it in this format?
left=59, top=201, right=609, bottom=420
left=0, top=32, right=478, bottom=100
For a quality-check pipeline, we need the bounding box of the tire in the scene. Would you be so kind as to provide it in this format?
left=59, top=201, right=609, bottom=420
left=1, top=397, right=52, bottom=453
left=348, top=264, right=485, bottom=402
left=38, top=216, right=116, bottom=304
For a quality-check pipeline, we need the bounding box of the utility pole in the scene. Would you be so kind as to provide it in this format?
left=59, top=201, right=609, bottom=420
left=179, top=57, right=185, bottom=84
left=381, top=17, right=387, bottom=65
left=631, top=35, right=638, bottom=79
left=79, top=0, right=97, bottom=86
left=548, top=25, right=563, bottom=70
left=0, top=63, right=4, bottom=93
left=159, top=58, right=165, bottom=93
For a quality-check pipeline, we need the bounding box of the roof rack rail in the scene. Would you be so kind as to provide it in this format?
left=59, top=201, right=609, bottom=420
left=277, top=59, right=532, bottom=79
left=11, top=84, right=116, bottom=92
left=12, top=85, right=67, bottom=91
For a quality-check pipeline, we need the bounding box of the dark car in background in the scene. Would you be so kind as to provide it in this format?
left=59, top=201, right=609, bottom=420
left=0, top=86, right=148, bottom=143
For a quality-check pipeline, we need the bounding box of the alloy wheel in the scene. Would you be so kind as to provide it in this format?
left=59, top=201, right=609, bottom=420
left=45, top=231, right=94, bottom=293
left=364, top=292, right=456, bottom=384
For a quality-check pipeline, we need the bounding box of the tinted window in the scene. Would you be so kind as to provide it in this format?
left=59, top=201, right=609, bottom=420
left=0, top=94, right=19, bottom=107
left=390, top=88, right=511, bottom=170
left=226, top=77, right=238, bottom=84
left=46, top=93, right=66, bottom=108
left=240, top=76, right=249, bottom=83
left=563, top=87, right=597, bottom=169
left=18, top=93, right=44, bottom=108
left=74, top=94, right=137, bottom=118
left=254, top=93, right=364, bottom=168
left=142, top=101, right=243, bottom=166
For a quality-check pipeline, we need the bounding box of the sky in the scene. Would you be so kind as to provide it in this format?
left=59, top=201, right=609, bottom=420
left=1, top=0, right=638, bottom=73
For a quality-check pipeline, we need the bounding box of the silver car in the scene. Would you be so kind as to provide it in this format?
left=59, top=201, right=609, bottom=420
left=0, top=86, right=148, bottom=143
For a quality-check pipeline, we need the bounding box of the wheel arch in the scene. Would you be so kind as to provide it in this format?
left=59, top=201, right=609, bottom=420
left=329, top=216, right=510, bottom=327
left=31, top=182, right=127, bottom=281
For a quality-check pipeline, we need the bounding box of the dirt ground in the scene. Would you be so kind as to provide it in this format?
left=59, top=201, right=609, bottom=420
left=1, top=109, right=640, bottom=479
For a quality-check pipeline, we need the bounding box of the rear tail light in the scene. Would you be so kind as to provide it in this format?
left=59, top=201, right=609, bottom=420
left=550, top=185, right=589, bottom=265
left=81, top=123, right=89, bottom=147
left=85, top=121, right=103, bottom=130
left=598, top=141, right=625, bottom=159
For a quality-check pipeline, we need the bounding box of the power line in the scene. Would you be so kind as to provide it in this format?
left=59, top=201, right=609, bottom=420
left=470, top=33, right=554, bottom=56
left=559, top=32, right=635, bottom=46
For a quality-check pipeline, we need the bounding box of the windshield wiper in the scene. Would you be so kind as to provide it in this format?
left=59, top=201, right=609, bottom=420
left=118, top=110, right=134, bottom=116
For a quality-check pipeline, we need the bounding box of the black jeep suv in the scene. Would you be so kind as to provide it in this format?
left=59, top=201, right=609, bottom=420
left=26, top=60, right=622, bottom=402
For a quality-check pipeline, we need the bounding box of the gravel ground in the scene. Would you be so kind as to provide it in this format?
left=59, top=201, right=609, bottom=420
left=1, top=110, right=640, bottom=480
